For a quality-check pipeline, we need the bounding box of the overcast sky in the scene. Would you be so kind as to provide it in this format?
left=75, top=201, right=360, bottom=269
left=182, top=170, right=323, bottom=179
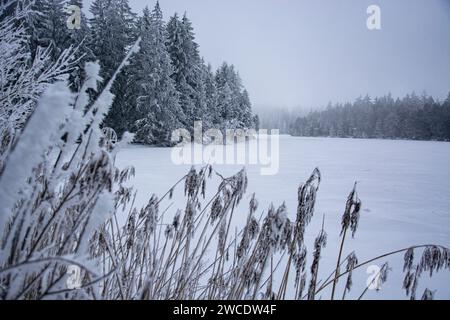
left=85, top=0, right=450, bottom=109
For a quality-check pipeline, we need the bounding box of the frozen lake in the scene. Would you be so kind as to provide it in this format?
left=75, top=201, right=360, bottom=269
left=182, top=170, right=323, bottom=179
left=116, top=136, right=450, bottom=299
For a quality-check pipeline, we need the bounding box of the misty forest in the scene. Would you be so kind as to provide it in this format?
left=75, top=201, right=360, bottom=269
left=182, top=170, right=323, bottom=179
left=260, top=93, right=450, bottom=141
left=0, top=0, right=449, bottom=301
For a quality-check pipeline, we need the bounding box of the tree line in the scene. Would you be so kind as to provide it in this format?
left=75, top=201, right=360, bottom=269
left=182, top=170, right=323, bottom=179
left=259, top=93, right=450, bottom=141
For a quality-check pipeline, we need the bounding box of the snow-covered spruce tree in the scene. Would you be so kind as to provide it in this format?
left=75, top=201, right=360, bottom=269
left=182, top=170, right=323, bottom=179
left=0, top=39, right=140, bottom=299
left=27, top=0, right=71, bottom=61
left=239, top=89, right=254, bottom=128
left=215, top=62, right=254, bottom=130
left=200, top=61, right=218, bottom=128
left=90, top=0, right=136, bottom=137
left=132, top=4, right=183, bottom=146
left=166, top=12, right=207, bottom=132
left=180, top=14, right=209, bottom=127
left=89, top=0, right=135, bottom=81
left=0, top=3, right=75, bottom=172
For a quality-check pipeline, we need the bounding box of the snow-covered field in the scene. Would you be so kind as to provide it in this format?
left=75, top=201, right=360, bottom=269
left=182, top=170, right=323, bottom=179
left=116, top=135, right=450, bottom=299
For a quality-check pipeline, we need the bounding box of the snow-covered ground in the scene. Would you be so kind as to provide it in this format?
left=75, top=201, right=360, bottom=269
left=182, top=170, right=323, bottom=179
left=116, top=135, right=450, bottom=299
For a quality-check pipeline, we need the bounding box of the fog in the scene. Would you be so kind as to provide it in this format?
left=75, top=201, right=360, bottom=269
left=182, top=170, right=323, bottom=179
left=84, top=0, right=450, bottom=109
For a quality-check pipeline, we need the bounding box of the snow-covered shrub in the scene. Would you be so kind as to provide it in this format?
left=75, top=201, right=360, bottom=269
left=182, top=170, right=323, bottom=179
left=0, top=4, right=76, bottom=172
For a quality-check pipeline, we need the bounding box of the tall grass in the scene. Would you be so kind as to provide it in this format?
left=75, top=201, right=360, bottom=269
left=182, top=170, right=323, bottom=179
left=88, top=165, right=450, bottom=300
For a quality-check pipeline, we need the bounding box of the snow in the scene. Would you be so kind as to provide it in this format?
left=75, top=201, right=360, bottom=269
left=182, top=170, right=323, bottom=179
left=115, top=135, right=450, bottom=299
left=0, top=81, right=73, bottom=231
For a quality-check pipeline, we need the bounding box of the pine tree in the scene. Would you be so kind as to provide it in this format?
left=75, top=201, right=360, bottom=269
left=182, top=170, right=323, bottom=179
left=133, top=3, right=182, bottom=146
left=239, top=89, right=254, bottom=128
left=29, top=0, right=70, bottom=61
left=89, top=0, right=136, bottom=81
left=180, top=14, right=208, bottom=124
left=166, top=12, right=206, bottom=130
left=201, top=62, right=218, bottom=127
left=215, top=62, right=254, bottom=129
left=90, top=0, right=136, bottom=136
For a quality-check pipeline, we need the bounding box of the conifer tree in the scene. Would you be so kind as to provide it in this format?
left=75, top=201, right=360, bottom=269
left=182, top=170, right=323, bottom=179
left=26, top=0, right=70, bottom=61
left=90, top=0, right=136, bottom=135
left=89, top=0, right=136, bottom=81
left=166, top=12, right=206, bottom=130
left=215, top=62, right=254, bottom=129
left=133, top=3, right=182, bottom=146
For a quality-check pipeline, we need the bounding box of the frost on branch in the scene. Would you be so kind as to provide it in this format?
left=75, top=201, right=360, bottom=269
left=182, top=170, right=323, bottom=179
left=0, top=5, right=76, bottom=172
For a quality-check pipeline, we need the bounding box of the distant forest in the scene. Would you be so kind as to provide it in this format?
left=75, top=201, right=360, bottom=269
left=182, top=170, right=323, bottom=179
left=259, top=92, right=450, bottom=141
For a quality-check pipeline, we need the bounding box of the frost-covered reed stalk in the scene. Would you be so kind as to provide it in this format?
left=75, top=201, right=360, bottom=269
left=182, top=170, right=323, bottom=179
left=0, top=36, right=141, bottom=299
left=330, top=183, right=361, bottom=299
left=90, top=165, right=450, bottom=300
